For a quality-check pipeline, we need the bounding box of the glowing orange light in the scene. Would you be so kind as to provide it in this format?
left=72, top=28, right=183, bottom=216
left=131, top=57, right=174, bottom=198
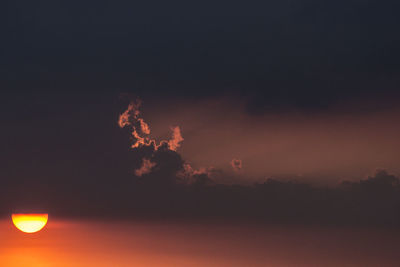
left=11, top=214, right=49, bottom=233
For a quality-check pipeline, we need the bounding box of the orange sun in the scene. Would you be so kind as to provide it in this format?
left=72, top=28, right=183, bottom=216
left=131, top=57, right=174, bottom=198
left=11, top=214, right=49, bottom=233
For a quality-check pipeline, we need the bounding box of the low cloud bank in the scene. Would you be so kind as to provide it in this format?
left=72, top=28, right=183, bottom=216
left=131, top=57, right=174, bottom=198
left=1, top=169, right=400, bottom=226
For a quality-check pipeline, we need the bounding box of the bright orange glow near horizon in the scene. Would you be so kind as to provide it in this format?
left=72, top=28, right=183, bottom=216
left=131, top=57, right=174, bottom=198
left=11, top=214, right=48, bottom=233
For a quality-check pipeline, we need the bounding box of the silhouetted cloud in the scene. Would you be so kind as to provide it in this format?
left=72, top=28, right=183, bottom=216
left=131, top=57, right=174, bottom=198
left=117, top=100, right=187, bottom=181
left=118, top=100, right=223, bottom=185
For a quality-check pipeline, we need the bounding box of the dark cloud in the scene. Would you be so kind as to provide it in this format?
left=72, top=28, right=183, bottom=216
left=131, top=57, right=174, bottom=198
left=2, top=157, right=400, bottom=226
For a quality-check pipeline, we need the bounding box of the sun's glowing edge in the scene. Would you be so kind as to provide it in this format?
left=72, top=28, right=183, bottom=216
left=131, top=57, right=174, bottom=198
left=11, top=214, right=49, bottom=233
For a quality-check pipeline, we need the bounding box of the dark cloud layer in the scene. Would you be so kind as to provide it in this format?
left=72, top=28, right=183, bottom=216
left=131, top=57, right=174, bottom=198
left=2, top=166, right=400, bottom=227
left=0, top=93, right=398, bottom=225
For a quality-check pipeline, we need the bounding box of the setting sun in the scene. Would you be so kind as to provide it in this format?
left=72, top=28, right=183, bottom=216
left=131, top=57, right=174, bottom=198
left=11, top=214, right=49, bottom=233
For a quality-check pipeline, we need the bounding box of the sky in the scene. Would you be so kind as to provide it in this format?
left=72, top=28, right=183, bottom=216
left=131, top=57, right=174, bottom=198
left=2, top=219, right=400, bottom=266
left=2, top=0, right=400, bottom=222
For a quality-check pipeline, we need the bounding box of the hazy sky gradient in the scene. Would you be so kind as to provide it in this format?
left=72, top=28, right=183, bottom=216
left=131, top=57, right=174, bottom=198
left=2, top=219, right=400, bottom=267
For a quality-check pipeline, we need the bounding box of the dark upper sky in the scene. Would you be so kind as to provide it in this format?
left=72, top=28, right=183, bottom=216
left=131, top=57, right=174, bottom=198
left=2, top=0, right=400, bottom=112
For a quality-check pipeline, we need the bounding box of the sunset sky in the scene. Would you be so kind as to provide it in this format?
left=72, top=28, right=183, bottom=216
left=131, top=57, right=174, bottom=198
left=2, top=0, right=400, bottom=266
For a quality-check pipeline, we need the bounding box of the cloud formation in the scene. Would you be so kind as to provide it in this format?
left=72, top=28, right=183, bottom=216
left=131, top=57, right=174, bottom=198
left=231, top=159, right=242, bottom=172
left=134, top=158, right=156, bottom=176
left=176, top=163, right=215, bottom=185
left=118, top=99, right=184, bottom=152
left=118, top=99, right=214, bottom=182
